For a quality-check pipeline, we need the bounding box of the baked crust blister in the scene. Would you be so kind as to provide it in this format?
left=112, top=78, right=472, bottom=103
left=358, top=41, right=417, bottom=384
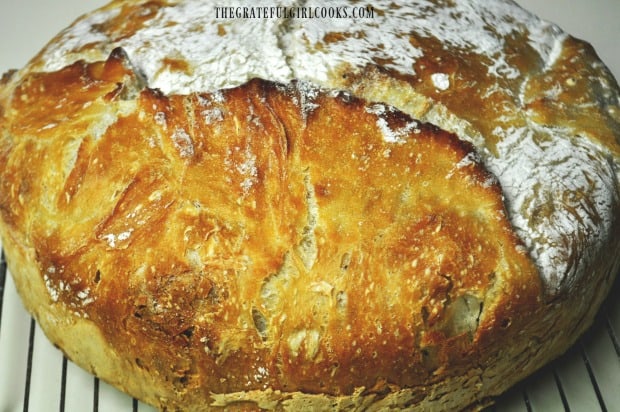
left=1, top=0, right=619, bottom=411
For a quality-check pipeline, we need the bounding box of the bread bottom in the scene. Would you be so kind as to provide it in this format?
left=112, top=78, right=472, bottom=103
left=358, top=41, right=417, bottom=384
left=4, top=219, right=618, bottom=411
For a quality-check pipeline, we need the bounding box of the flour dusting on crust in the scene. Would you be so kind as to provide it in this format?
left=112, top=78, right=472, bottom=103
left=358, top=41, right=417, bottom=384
left=29, top=0, right=620, bottom=294
left=489, top=126, right=618, bottom=290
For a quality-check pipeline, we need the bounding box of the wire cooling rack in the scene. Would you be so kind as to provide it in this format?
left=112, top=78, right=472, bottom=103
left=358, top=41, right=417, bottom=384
left=1, top=246, right=619, bottom=411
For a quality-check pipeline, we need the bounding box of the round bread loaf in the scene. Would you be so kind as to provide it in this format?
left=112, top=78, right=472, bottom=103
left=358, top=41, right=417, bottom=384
left=1, top=0, right=619, bottom=410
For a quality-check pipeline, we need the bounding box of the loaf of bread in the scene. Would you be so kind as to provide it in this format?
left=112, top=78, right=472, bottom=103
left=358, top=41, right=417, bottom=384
left=1, top=0, right=619, bottom=410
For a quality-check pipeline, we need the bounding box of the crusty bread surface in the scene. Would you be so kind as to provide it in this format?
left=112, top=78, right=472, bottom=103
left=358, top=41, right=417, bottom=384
left=1, top=1, right=619, bottom=411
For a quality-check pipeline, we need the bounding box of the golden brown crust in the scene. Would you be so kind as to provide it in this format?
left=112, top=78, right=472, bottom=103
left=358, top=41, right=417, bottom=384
left=0, top=49, right=546, bottom=409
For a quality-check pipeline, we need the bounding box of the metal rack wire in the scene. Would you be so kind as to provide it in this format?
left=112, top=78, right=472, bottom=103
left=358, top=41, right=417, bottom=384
left=1, top=246, right=619, bottom=411
left=0, top=248, right=156, bottom=412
